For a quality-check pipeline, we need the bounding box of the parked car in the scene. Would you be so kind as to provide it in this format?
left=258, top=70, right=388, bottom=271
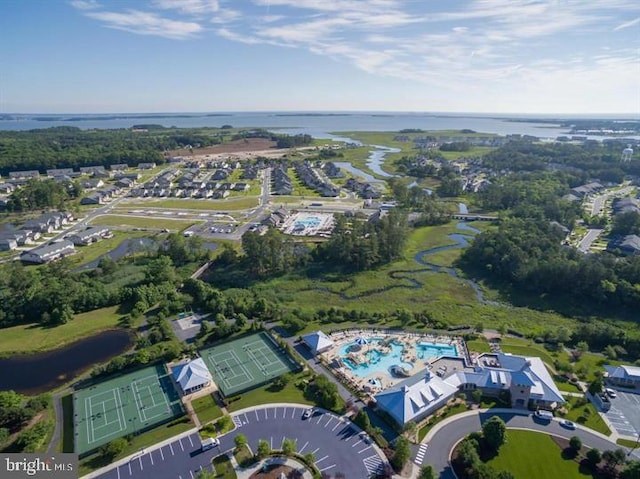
left=534, top=410, right=554, bottom=421
left=302, top=408, right=314, bottom=420
left=605, top=388, right=617, bottom=398
left=560, top=420, right=576, bottom=430
left=201, top=437, right=219, bottom=451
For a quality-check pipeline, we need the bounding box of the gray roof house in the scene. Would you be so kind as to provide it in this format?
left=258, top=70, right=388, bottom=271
left=9, top=170, right=40, bottom=180
left=20, top=240, right=75, bottom=264
left=607, top=235, right=640, bottom=256
left=67, top=226, right=112, bottom=246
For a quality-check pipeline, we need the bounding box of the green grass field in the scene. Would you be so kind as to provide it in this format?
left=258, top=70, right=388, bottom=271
left=226, top=372, right=312, bottom=413
left=68, top=231, right=158, bottom=268
left=212, top=454, right=237, bottom=479
left=484, top=430, right=591, bottom=479
left=191, top=394, right=223, bottom=424
left=89, top=214, right=200, bottom=230
left=123, top=196, right=260, bottom=211
left=561, top=396, right=611, bottom=436
left=0, top=306, right=124, bottom=355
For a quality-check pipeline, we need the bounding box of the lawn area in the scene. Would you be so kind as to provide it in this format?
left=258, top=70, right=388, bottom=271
left=617, top=438, right=640, bottom=448
left=90, top=214, right=200, bottom=231
left=123, top=196, right=260, bottom=211
left=418, top=402, right=468, bottom=442
left=560, top=396, right=611, bottom=436
left=226, top=373, right=313, bottom=413
left=212, top=454, right=237, bottom=479
left=234, top=444, right=255, bottom=468
left=484, top=430, right=591, bottom=479
left=466, top=338, right=493, bottom=353
left=67, top=230, right=157, bottom=268
left=0, top=305, right=124, bottom=355
left=499, top=338, right=558, bottom=366
left=79, top=418, right=194, bottom=475
left=192, top=394, right=223, bottom=424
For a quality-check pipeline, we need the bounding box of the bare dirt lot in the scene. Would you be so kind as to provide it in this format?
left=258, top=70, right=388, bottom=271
left=169, top=138, right=277, bottom=156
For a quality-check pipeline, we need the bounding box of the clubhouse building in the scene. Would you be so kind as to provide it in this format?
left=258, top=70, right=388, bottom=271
left=375, top=352, right=564, bottom=426
left=171, top=358, right=213, bottom=396
left=604, top=364, right=640, bottom=389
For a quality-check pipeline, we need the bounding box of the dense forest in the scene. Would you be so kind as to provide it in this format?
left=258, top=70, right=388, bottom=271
left=458, top=143, right=640, bottom=345
left=0, top=127, right=315, bottom=175
left=481, top=141, right=640, bottom=181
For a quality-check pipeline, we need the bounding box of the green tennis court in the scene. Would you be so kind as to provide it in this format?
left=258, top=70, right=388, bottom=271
left=200, top=332, right=299, bottom=397
left=73, top=364, right=184, bottom=455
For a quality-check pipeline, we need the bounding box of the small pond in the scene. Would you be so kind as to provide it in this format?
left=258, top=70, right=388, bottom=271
left=0, top=329, right=133, bottom=394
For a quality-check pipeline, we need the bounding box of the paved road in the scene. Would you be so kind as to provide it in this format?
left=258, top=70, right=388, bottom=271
left=416, top=410, right=640, bottom=478
left=93, top=404, right=386, bottom=479
left=577, top=228, right=603, bottom=253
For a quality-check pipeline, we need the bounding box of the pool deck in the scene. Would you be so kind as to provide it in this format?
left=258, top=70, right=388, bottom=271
left=321, top=330, right=466, bottom=396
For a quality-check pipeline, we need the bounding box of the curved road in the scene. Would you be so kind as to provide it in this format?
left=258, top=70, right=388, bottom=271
left=420, top=409, right=640, bottom=479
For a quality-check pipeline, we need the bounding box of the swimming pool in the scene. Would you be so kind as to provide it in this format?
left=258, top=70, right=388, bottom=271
left=339, top=339, right=414, bottom=378
left=294, top=216, right=321, bottom=228
left=417, top=342, right=458, bottom=360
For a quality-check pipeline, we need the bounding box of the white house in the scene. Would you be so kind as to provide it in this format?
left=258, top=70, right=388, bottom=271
left=604, top=365, right=640, bottom=389
left=171, top=358, right=213, bottom=395
left=302, top=331, right=334, bottom=355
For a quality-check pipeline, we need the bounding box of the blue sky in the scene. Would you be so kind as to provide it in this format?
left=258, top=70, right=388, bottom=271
left=1, top=0, right=639, bottom=114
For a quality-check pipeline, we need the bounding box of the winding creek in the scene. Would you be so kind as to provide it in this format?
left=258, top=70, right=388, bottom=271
left=0, top=330, right=133, bottom=394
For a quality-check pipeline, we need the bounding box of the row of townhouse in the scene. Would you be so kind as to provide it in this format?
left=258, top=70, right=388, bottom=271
left=294, top=161, right=340, bottom=197
left=344, top=178, right=381, bottom=199
left=80, top=185, right=123, bottom=205
left=272, top=166, right=292, bottom=195
left=0, top=211, right=74, bottom=251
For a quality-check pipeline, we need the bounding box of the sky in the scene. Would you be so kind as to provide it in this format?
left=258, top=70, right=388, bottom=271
left=0, top=0, right=639, bottom=114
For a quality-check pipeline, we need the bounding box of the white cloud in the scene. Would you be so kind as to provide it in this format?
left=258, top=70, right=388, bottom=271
left=614, top=16, right=640, bottom=31
left=68, top=0, right=100, bottom=10
left=85, top=9, right=202, bottom=39
left=152, top=0, right=219, bottom=15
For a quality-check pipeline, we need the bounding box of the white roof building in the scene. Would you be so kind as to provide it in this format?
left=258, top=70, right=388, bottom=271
left=375, top=352, right=564, bottom=426
left=375, top=371, right=458, bottom=426
left=302, top=331, right=334, bottom=355
left=604, top=364, right=640, bottom=387
left=171, top=358, right=212, bottom=395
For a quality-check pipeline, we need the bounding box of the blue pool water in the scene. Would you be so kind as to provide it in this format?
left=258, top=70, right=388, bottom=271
left=295, top=216, right=321, bottom=228
left=417, top=342, right=458, bottom=360
left=339, top=339, right=414, bottom=378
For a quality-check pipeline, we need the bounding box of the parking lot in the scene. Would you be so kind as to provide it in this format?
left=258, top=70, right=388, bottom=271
left=94, top=405, right=387, bottom=479
left=604, top=388, right=640, bottom=438
left=232, top=405, right=386, bottom=478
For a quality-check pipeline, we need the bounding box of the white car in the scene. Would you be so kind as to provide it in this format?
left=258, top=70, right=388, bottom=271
left=302, top=408, right=314, bottom=420
left=201, top=437, right=219, bottom=451
left=560, top=420, right=576, bottom=430
left=605, top=388, right=617, bottom=398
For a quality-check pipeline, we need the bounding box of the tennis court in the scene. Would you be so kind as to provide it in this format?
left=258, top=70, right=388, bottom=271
left=200, top=332, right=299, bottom=397
left=73, top=364, right=184, bottom=455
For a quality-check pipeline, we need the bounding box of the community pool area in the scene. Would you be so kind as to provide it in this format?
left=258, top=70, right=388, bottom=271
left=339, top=339, right=414, bottom=378
left=417, top=342, right=458, bottom=360
left=326, top=331, right=465, bottom=393
left=281, top=212, right=334, bottom=236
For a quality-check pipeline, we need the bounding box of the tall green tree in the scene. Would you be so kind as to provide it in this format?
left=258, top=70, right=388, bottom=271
left=482, top=416, right=507, bottom=451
